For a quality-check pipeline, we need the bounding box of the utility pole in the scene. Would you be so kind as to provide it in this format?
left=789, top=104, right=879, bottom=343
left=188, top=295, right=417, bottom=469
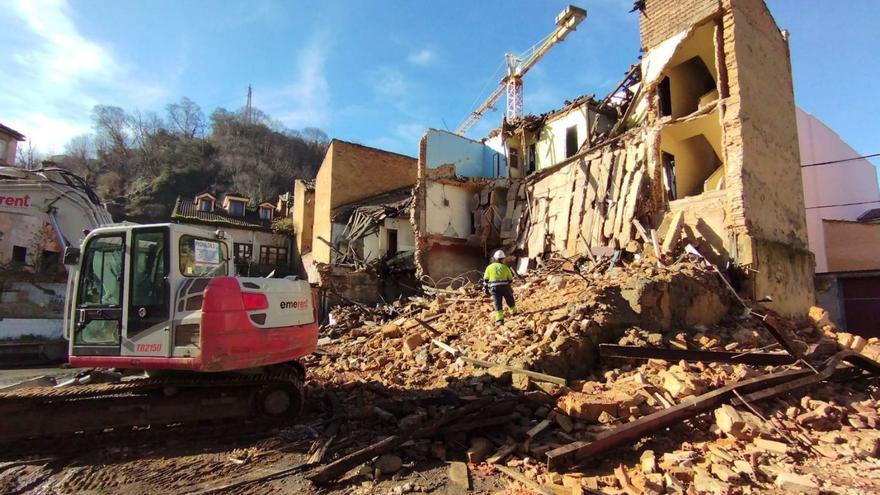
left=245, top=84, right=253, bottom=124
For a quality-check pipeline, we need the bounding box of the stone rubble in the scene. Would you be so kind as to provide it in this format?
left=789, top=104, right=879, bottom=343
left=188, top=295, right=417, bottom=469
left=302, top=255, right=880, bottom=494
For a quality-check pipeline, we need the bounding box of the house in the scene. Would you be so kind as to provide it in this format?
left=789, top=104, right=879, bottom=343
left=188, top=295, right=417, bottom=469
left=798, top=108, right=880, bottom=336
left=0, top=123, right=26, bottom=166
left=172, top=192, right=292, bottom=277
left=413, top=0, right=814, bottom=317
left=307, top=139, right=417, bottom=273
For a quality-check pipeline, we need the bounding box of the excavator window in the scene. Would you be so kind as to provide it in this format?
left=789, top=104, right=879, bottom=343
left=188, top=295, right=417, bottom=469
left=132, top=231, right=166, bottom=307
left=79, top=235, right=123, bottom=307
left=179, top=235, right=229, bottom=277
left=75, top=234, right=124, bottom=346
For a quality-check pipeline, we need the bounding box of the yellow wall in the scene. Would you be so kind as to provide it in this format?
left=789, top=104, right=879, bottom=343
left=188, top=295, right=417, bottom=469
left=292, top=180, right=315, bottom=256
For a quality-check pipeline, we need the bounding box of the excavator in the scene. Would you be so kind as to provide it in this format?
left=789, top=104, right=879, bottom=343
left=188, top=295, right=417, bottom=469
left=0, top=222, right=318, bottom=442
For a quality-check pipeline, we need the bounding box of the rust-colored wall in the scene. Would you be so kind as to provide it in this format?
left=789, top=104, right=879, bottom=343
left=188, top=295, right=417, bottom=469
left=312, top=140, right=417, bottom=264
left=823, top=221, right=880, bottom=273
left=639, top=0, right=721, bottom=50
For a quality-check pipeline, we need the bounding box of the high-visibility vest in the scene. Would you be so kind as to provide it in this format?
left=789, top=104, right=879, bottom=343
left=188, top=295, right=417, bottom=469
left=483, top=262, right=513, bottom=287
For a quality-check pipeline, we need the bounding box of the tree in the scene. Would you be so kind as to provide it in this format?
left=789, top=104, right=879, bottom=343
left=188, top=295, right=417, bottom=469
left=62, top=134, right=101, bottom=185
left=166, top=97, right=206, bottom=139
left=15, top=139, right=41, bottom=170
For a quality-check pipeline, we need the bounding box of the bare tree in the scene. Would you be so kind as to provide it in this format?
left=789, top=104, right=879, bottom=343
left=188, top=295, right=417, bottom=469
left=62, top=134, right=101, bottom=184
left=166, top=97, right=206, bottom=139
left=15, top=139, right=41, bottom=170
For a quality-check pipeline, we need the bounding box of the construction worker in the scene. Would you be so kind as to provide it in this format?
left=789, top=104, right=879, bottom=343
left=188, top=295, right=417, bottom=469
left=483, top=250, right=517, bottom=324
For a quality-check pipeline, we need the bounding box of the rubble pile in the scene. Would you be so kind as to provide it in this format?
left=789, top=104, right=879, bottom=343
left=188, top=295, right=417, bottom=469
left=301, top=254, right=880, bottom=493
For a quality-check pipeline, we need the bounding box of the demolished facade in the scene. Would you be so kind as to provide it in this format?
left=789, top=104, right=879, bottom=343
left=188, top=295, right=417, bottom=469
left=414, top=0, right=814, bottom=317
left=302, top=139, right=418, bottom=306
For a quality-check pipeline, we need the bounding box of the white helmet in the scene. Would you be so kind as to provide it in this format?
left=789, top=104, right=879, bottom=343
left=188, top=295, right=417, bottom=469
left=492, top=250, right=506, bottom=260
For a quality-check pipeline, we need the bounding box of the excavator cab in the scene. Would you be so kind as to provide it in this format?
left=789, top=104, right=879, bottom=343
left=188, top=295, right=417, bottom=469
left=64, top=223, right=317, bottom=372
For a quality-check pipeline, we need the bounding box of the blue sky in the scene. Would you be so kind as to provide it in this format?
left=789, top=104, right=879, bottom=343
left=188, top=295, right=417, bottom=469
left=2, top=0, right=877, bottom=166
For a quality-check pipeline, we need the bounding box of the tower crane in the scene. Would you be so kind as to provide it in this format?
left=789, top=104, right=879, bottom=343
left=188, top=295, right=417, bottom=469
left=455, top=5, right=587, bottom=135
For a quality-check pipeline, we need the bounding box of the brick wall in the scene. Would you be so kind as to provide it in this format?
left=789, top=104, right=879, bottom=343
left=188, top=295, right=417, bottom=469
left=311, top=140, right=417, bottom=264
left=639, top=0, right=722, bottom=50
left=329, top=141, right=416, bottom=209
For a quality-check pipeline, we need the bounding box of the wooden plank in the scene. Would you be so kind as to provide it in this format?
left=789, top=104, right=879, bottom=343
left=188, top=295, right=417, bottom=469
left=545, top=369, right=813, bottom=471
left=448, top=462, right=471, bottom=491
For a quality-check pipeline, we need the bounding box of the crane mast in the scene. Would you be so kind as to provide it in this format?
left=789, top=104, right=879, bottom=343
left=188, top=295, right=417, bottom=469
left=456, top=5, right=587, bottom=135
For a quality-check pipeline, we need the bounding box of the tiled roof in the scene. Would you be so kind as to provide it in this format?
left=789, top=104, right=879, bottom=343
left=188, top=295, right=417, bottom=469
left=172, top=197, right=274, bottom=231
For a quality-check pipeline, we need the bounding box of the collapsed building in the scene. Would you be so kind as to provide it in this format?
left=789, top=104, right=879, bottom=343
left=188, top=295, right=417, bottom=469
left=296, top=139, right=418, bottom=307
left=413, top=0, right=814, bottom=317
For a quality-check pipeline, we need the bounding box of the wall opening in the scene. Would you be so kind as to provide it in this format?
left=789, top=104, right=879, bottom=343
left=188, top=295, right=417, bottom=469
left=658, top=77, right=672, bottom=117
left=667, top=56, right=716, bottom=118
left=12, top=245, right=27, bottom=265
left=669, top=134, right=722, bottom=198
left=662, top=152, right=677, bottom=200
left=527, top=144, right=536, bottom=174
left=387, top=228, right=398, bottom=256
left=565, top=125, right=578, bottom=158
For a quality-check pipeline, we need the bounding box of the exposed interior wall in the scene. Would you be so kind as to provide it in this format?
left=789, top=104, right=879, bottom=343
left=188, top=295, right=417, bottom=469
left=535, top=104, right=591, bottom=170
left=424, top=129, right=507, bottom=178
left=425, top=181, right=476, bottom=239
left=292, top=180, right=315, bottom=257
left=312, top=140, right=417, bottom=264
left=798, top=108, right=880, bottom=273
left=822, top=220, right=880, bottom=273
left=360, top=217, right=416, bottom=263
left=660, top=108, right=724, bottom=198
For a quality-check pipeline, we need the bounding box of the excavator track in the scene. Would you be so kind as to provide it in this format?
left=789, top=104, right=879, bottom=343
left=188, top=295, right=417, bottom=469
left=0, top=364, right=305, bottom=443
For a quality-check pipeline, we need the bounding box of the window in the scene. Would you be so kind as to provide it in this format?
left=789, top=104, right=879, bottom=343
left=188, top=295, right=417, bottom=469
left=179, top=235, right=228, bottom=277
left=0, top=140, right=7, bottom=163
left=387, top=229, right=398, bottom=256
left=259, top=246, right=287, bottom=267
left=565, top=125, right=579, bottom=158
left=228, top=200, right=245, bottom=217
left=658, top=77, right=672, bottom=117
left=11, top=245, right=27, bottom=265
left=131, top=230, right=166, bottom=307
left=259, top=207, right=272, bottom=221
left=199, top=199, right=213, bottom=212
left=527, top=144, right=536, bottom=174
left=234, top=242, right=253, bottom=263
left=508, top=148, right=519, bottom=170
left=78, top=235, right=124, bottom=307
